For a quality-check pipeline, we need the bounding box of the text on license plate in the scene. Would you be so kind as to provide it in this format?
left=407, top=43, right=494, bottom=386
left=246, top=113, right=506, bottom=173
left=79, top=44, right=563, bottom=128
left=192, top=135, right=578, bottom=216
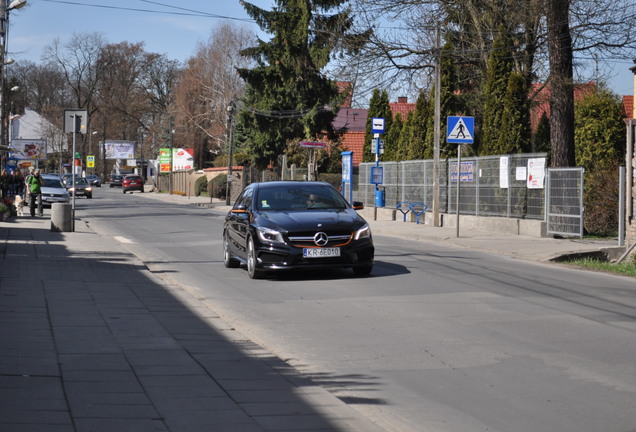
left=303, top=247, right=340, bottom=258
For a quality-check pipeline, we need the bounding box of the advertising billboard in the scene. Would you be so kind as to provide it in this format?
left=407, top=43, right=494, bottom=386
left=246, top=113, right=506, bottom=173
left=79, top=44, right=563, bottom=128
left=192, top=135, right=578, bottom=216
left=104, top=141, right=135, bottom=160
left=158, top=148, right=194, bottom=172
left=11, top=139, right=46, bottom=160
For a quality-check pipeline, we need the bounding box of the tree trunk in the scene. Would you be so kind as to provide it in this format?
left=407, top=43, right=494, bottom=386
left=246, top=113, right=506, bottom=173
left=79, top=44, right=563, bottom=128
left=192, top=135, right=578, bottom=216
left=546, top=0, right=575, bottom=167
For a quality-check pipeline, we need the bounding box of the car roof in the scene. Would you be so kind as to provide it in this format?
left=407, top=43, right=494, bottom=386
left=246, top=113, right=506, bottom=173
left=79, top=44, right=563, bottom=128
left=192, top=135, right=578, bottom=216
left=254, top=181, right=330, bottom=189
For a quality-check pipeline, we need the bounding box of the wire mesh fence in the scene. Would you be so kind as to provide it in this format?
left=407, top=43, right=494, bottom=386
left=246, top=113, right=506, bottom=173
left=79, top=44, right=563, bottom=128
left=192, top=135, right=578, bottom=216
left=355, top=153, right=549, bottom=220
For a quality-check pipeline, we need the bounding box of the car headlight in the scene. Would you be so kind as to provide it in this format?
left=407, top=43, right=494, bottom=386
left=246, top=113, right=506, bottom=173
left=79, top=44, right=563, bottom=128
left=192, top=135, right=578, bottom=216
left=256, top=227, right=285, bottom=244
left=68, top=187, right=75, bottom=192
left=354, top=224, right=371, bottom=240
left=86, top=187, right=92, bottom=191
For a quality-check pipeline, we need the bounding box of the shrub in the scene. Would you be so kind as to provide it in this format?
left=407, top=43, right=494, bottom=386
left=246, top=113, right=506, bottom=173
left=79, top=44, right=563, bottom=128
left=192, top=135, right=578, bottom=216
left=584, top=165, right=619, bottom=237
left=214, top=153, right=251, bottom=168
left=194, top=176, right=208, bottom=197
left=316, top=173, right=342, bottom=190
left=209, top=175, right=227, bottom=199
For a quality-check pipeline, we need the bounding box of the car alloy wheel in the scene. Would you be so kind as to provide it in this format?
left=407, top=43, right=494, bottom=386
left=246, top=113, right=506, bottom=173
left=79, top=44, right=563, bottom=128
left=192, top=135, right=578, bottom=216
left=247, top=237, right=264, bottom=279
left=223, top=232, right=240, bottom=268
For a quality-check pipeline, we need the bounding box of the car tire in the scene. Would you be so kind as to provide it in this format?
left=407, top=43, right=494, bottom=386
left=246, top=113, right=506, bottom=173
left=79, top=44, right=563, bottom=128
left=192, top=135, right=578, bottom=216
left=123, top=190, right=127, bottom=194
left=246, top=237, right=264, bottom=279
left=353, top=264, right=373, bottom=277
left=223, top=232, right=240, bottom=268
left=87, top=194, right=92, bottom=199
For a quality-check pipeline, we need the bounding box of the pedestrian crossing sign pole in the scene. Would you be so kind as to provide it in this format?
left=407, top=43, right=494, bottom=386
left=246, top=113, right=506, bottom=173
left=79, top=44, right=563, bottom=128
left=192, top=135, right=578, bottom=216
left=446, top=116, right=475, bottom=238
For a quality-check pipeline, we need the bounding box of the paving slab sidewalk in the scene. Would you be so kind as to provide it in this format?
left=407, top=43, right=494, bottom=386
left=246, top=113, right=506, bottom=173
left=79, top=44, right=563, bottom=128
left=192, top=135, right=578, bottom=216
left=0, top=215, right=385, bottom=432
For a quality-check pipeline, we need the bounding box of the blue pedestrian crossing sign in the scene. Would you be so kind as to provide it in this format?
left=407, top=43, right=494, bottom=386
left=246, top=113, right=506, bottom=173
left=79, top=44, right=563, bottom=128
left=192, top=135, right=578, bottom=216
left=447, top=116, right=474, bottom=144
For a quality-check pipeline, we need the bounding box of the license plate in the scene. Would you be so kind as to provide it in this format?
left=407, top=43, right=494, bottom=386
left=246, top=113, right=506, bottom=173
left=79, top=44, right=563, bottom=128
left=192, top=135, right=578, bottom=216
left=303, top=247, right=340, bottom=258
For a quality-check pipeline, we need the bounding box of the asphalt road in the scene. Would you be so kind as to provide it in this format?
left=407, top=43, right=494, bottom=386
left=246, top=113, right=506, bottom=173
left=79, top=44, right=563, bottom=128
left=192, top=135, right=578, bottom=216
left=79, top=187, right=636, bottom=432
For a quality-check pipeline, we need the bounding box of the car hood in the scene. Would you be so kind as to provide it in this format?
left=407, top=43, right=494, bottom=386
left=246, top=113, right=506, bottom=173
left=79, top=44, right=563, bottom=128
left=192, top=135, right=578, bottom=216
left=41, top=186, right=69, bottom=195
left=256, top=209, right=366, bottom=232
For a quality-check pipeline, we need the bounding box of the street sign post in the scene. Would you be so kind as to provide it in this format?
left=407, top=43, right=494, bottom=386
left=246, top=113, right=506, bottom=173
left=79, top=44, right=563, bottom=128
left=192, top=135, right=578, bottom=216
left=447, top=116, right=475, bottom=237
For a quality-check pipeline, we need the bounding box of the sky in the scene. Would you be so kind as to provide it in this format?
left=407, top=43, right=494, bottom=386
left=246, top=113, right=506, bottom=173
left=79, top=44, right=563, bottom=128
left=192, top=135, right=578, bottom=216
left=7, top=0, right=272, bottom=64
left=5, top=0, right=636, bottom=98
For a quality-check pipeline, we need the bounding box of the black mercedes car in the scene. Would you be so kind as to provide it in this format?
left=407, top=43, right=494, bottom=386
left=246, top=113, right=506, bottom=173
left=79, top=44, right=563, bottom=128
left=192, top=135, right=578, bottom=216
left=223, top=181, right=374, bottom=279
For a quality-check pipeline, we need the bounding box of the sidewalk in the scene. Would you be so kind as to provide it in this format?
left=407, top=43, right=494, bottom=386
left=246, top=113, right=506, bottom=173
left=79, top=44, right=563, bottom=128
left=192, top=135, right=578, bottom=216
left=0, top=191, right=620, bottom=432
left=0, top=213, right=385, bottom=432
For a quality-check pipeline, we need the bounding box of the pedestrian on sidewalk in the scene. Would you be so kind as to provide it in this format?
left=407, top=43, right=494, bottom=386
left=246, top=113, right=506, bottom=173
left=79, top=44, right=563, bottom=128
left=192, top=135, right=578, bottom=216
left=12, top=170, right=25, bottom=197
left=26, top=169, right=42, bottom=217
left=0, top=169, right=10, bottom=198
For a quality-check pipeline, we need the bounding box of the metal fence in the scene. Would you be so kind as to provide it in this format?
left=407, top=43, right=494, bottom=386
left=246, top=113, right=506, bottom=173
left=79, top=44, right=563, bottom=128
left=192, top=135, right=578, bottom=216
left=354, top=153, right=549, bottom=220
left=546, top=167, right=585, bottom=238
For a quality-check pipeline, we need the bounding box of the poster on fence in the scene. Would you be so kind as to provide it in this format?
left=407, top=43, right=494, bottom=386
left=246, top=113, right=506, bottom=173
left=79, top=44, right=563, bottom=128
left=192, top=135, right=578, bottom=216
left=499, top=156, right=509, bottom=189
left=527, top=157, right=546, bottom=189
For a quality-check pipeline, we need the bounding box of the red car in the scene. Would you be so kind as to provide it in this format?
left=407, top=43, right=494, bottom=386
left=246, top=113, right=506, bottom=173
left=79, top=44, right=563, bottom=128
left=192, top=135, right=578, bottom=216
left=122, top=175, right=144, bottom=194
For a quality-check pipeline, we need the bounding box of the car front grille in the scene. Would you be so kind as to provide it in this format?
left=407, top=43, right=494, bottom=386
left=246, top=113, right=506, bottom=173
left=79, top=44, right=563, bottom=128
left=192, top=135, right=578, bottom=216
left=287, top=231, right=353, bottom=247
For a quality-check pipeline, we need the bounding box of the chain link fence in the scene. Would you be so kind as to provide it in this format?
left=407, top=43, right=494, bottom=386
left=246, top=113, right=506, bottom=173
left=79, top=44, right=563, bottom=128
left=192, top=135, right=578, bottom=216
left=355, top=153, right=549, bottom=220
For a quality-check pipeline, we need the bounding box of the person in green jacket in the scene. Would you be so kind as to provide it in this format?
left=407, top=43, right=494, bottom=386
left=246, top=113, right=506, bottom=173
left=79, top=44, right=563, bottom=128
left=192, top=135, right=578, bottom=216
left=26, top=169, right=42, bottom=217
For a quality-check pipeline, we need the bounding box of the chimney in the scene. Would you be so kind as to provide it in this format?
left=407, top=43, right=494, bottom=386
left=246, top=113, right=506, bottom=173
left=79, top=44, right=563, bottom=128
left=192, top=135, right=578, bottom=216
left=397, top=96, right=408, bottom=104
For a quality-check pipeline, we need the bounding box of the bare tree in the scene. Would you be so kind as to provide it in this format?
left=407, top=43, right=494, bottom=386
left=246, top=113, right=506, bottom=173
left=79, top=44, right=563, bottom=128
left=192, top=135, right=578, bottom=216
left=172, top=21, right=254, bottom=169
left=341, top=0, right=636, bottom=165
left=9, top=61, right=72, bottom=116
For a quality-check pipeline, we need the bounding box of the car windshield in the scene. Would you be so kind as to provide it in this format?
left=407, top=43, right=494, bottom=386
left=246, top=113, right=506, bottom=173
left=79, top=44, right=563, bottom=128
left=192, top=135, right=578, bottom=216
left=256, top=185, right=348, bottom=211
left=68, top=178, right=88, bottom=185
left=43, top=178, right=65, bottom=188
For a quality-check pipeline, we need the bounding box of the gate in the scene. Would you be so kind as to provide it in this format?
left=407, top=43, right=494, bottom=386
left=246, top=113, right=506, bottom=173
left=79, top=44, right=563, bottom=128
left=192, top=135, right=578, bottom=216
left=546, top=168, right=585, bottom=238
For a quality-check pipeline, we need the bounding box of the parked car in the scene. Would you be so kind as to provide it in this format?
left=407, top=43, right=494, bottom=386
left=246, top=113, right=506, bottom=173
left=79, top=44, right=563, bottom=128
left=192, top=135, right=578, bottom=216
left=65, top=177, right=93, bottom=199
left=122, top=175, right=144, bottom=193
left=40, top=174, right=70, bottom=206
left=223, top=181, right=374, bottom=279
left=86, top=174, right=101, bottom=187
left=109, top=174, right=124, bottom=188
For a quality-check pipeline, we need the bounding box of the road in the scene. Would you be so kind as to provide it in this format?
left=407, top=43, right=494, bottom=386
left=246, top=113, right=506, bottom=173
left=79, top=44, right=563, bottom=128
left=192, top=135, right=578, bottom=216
left=79, top=187, right=636, bottom=432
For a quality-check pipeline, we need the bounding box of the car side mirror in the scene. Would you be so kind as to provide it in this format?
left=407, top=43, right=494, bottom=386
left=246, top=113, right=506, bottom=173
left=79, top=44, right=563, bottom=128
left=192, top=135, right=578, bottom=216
left=352, top=201, right=364, bottom=210
left=231, top=204, right=248, bottom=213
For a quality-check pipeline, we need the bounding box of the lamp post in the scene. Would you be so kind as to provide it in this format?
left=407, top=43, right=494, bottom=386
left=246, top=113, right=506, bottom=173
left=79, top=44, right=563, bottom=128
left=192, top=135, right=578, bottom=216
left=0, top=0, right=26, bottom=161
left=225, top=102, right=235, bottom=206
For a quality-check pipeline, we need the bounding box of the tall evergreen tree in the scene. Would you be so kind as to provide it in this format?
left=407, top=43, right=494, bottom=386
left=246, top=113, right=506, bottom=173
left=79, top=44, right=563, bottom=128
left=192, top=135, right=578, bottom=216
left=236, top=0, right=357, bottom=168
left=533, top=112, right=551, bottom=155
left=480, top=26, right=513, bottom=155
left=574, top=86, right=624, bottom=172
left=425, top=42, right=460, bottom=159
left=497, top=71, right=531, bottom=154
left=407, top=91, right=431, bottom=160
left=397, top=110, right=415, bottom=161
left=363, top=89, right=392, bottom=162
left=384, top=112, right=403, bottom=161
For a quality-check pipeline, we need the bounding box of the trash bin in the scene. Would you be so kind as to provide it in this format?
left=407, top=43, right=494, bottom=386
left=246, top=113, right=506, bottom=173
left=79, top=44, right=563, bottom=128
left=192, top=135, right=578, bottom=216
left=374, top=188, right=385, bottom=208
left=51, top=203, right=72, bottom=232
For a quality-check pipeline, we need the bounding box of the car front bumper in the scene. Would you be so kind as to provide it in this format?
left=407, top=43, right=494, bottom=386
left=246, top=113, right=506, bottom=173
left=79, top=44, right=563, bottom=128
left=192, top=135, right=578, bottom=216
left=254, top=240, right=374, bottom=271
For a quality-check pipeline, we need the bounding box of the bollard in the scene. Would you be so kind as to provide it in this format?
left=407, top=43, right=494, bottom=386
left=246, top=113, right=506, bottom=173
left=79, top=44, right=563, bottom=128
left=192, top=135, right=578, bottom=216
left=50, top=203, right=73, bottom=232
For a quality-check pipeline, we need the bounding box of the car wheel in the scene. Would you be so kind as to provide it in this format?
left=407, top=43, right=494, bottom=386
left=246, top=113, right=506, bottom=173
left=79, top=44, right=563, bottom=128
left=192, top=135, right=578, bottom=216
left=87, top=194, right=92, bottom=199
left=223, top=232, right=240, bottom=268
left=123, top=190, right=127, bottom=194
left=246, top=237, right=264, bottom=279
left=353, top=264, right=373, bottom=277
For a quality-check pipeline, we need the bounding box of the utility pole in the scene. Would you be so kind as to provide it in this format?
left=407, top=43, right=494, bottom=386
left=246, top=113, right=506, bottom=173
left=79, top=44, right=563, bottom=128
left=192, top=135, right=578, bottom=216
left=225, top=102, right=235, bottom=206
left=432, top=22, right=441, bottom=227
left=168, top=117, right=173, bottom=195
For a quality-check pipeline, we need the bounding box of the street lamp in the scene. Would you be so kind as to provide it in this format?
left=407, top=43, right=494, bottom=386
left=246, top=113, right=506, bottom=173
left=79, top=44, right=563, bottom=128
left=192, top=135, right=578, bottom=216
left=0, top=0, right=27, bottom=162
